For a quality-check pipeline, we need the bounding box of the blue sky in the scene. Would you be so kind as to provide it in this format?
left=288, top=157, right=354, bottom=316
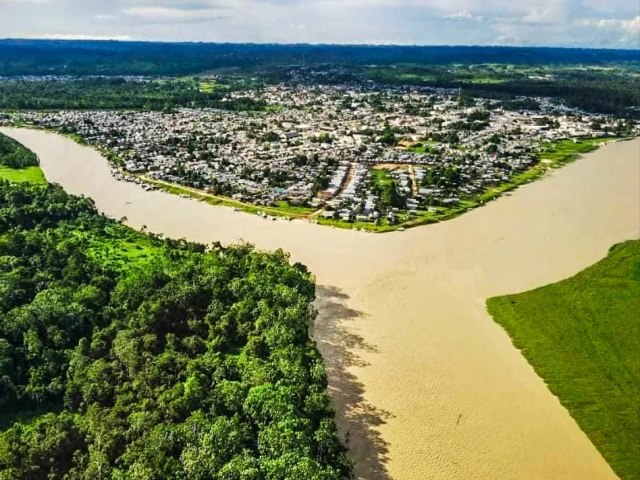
left=0, top=0, right=638, bottom=48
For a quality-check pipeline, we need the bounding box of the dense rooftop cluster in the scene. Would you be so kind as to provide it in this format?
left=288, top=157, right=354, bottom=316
left=11, top=84, right=636, bottom=223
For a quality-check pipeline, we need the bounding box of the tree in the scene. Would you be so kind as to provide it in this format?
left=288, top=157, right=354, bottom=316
left=0, top=181, right=350, bottom=479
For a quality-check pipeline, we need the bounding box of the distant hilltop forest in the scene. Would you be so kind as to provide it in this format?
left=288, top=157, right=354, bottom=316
left=0, top=40, right=639, bottom=117
left=0, top=40, right=639, bottom=76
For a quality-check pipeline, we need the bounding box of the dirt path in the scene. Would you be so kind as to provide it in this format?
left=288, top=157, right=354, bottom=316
left=408, top=164, right=418, bottom=196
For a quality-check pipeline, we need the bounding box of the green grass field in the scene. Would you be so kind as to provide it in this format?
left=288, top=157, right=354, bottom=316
left=539, top=137, right=611, bottom=163
left=406, top=140, right=438, bottom=154
left=198, top=80, right=223, bottom=93
left=72, top=223, right=164, bottom=273
left=399, top=73, right=437, bottom=82
left=0, top=165, right=46, bottom=184
left=273, top=200, right=316, bottom=215
left=0, top=130, right=46, bottom=184
left=262, top=104, right=285, bottom=113
left=0, top=140, right=161, bottom=272
left=487, top=241, right=640, bottom=480
left=371, top=168, right=394, bottom=187
left=465, top=76, right=507, bottom=84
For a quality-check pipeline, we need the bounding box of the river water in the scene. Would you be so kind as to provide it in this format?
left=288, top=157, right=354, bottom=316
left=3, top=127, right=638, bottom=480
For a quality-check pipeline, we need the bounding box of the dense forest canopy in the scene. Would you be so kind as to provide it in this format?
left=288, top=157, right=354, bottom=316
left=0, top=78, right=267, bottom=112
left=0, top=41, right=638, bottom=116
left=0, top=40, right=638, bottom=76
left=0, top=146, right=350, bottom=478
left=0, top=133, right=39, bottom=168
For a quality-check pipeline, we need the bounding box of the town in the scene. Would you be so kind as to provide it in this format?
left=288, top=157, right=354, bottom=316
left=8, top=82, right=637, bottom=228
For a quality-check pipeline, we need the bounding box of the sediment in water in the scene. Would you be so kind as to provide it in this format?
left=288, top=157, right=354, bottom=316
left=3, top=127, right=638, bottom=479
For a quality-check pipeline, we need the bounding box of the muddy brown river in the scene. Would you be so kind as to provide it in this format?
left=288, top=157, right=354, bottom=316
left=3, top=127, right=639, bottom=479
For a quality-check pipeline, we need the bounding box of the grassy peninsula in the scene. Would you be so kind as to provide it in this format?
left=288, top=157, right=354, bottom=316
left=488, top=241, right=640, bottom=479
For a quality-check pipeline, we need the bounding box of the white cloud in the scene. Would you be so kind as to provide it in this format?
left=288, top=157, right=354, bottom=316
left=0, top=0, right=637, bottom=47
left=442, top=10, right=485, bottom=21
left=121, top=6, right=225, bottom=22
left=495, top=34, right=528, bottom=44
left=35, top=33, right=134, bottom=41
left=589, top=16, right=640, bottom=34
left=577, top=15, right=640, bottom=45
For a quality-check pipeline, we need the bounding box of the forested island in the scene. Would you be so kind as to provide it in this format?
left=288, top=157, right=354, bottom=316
left=0, top=137, right=351, bottom=478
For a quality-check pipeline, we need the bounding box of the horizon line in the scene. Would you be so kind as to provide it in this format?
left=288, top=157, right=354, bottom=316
left=2, top=37, right=639, bottom=52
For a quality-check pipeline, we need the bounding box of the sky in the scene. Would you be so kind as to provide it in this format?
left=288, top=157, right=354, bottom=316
left=0, top=0, right=638, bottom=48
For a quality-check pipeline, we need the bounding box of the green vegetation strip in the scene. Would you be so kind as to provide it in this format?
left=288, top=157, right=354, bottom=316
left=487, top=241, right=640, bottom=480
left=0, top=165, right=45, bottom=184
left=139, top=175, right=315, bottom=219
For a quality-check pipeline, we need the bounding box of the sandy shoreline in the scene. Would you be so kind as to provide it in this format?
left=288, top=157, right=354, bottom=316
left=3, top=127, right=639, bottom=479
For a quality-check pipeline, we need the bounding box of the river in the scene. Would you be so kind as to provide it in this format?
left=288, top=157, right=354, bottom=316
left=2, top=127, right=639, bottom=480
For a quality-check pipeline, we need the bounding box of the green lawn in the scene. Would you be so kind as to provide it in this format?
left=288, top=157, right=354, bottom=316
left=540, top=137, right=612, bottom=163
left=198, top=80, right=225, bottom=94
left=487, top=241, right=640, bottom=480
left=273, top=200, right=316, bottom=216
left=372, top=168, right=394, bottom=187
left=140, top=176, right=316, bottom=220
left=262, top=104, right=285, bottom=113
left=72, top=224, right=164, bottom=273
left=399, top=73, right=436, bottom=82
left=0, top=165, right=46, bottom=184
left=315, top=216, right=396, bottom=232
left=406, top=140, right=438, bottom=154
left=0, top=130, right=46, bottom=184
left=465, top=76, right=507, bottom=84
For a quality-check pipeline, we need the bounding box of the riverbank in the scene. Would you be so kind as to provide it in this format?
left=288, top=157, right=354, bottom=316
left=6, top=123, right=620, bottom=232
left=488, top=240, right=640, bottom=480
left=2, top=126, right=638, bottom=479
left=90, top=135, right=626, bottom=232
